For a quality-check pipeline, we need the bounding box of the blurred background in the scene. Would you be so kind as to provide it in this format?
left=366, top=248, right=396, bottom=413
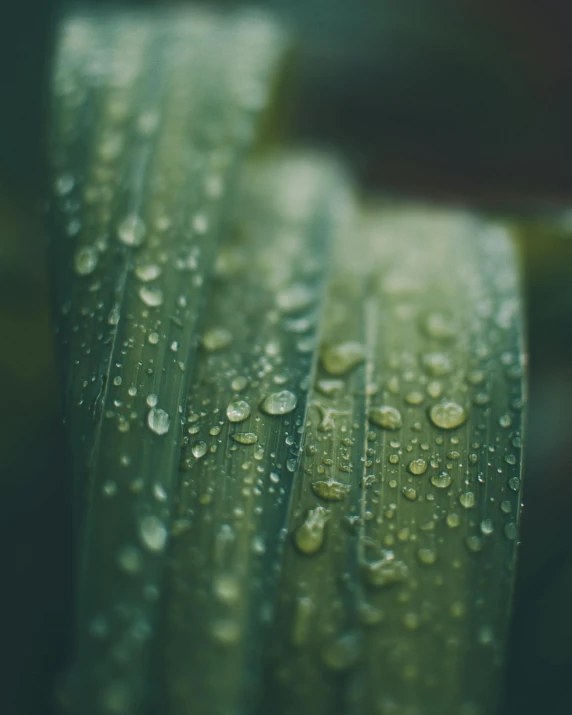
left=1, top=1, right=571, bottom=713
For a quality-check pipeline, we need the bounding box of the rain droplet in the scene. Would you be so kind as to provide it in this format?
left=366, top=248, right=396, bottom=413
left=459, top=492, right=476, bottom=509
left=74, top=246, right=98, bottom=276
left=260, top=390, right=297, bottom=416
left=321, top=342, right=365, bottom=376
left=231, top=432, right=258, bottom=445
left=139, top=285, right=163, bottom=307
left=430, top=472, right=452, bottom=489
left=135, top=263, right=162, bottom=282
left=202, top=326, right=232, bottom=351
left=311, top=480, right=351, bottom=501
left=277, top=284, right=313, bottom=313
left=192, top=441, right=208, bottom=458
left=408, top=458, right=427, bottom=475
left=147, top=407, right=170, bottom=435
left=226, top=399, right=251, bottom=423
left=294, top=506, right=329, bottom=555
left=417, top=548, right=437, bottom=565
left=118, top=214, right=146, bottom=246
left=429, top=401, right=467, bottom=430
left=139, top=515, right=167, bottom=552
left=368, top=405, right=402, bottom=431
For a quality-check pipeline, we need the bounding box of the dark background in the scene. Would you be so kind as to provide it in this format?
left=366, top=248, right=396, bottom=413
left=1, top=1, right=572, bottom=713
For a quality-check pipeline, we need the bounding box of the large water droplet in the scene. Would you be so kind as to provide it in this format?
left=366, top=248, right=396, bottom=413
left=118, top=214, right=146, bottom=246
left=139, top=515, right=167, bottom=552
left=429, top=401, right=467, bottom=430
left=74, top=246, right=98, bottom=276
left=231, top=432, right=258, bottom=445
left=226, top=399, right=251, bottom=423
left=135, top=263, right=162, bottom=282
left=260, top=390, right=297, bottom=415
left=430, top=472, right=452, bottom=489
left=368, top=405, right=402, bottom=431
left=294, top=506, right=329, bottom=555
left=311, top=479, right=350, bottom=501
left=192, top=441, right=208, bottom=459
left=321, top=342, right=365, bottom=376
left=147, top=407, right=170, bottom=435
left=407, top=458, right=427, bottom=475
left=139, top=285, right=164, bottom=307
left=202, top=327, right=232, bottom=351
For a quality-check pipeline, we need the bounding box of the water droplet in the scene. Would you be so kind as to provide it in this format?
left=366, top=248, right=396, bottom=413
left=139, top=515, right=167, bottom=552
left=446, top=512, right=460, bottom=528
left=422, top=352, right=452, bottom=376
left=316, top=379, right=344, bottom=397
left=148, top=332, right=160, bottom=345
left=368, top=405, right=402, bottom=431
left=311, top=480, right=351, bottom=501
left=499, top=413, right=512, bottom=428
left=402, top=486, right=417, bottom=501
left=117, top=545, right=142, bottom=573
left=54, top=173, right=74, bottom=196
left=139, top=285, right=163, bottom=307
left=74, top=246, right=98, bottom=276
left=118, top=214, right=146, bottom=246
left=405, top=391, right=424, bottom=405
left=465, top=535, right=483, bottom=552
left=192, top=441, right=208, bottom=458
left=226, top=399, right=251, bottom=422
left=260, top=390, right=297, bottom=415
left=322, top=632, right=361, bottom=671
left=431, top=472, right=452, bottom=489
left=407, top=458, right=427, bottom=475
left=508, top=477, right=520, bottom=492
left=231, top=375, right=248, bottom=392
left=480, top=519, right=494, bottom=535
left=429, top=401, right=467, bottom=430
left=277, top=284, right=313, bottom=313
left=135, top=263, right=161, bottom=282
left=231, top=432, right=258, bottom=445
left=211, top=618, right=241, bottom=645
left=202, top=326, right=232, bottom=351
left=500, top=500, right=512, bottom=514
left=361, top=551, right=408, bottom=588
left=294, top=506, right=329, bottom=555
left=321, top=342, right=365, bottom=376
left=504, top=522, right=518, bottom=540
left=147, top=407, right=170, bottom=435
left=459, top=492, right=476, bottom=509
left=422, top=312, right=455, bottom=340
left=417, top=548, right=437, bottom=565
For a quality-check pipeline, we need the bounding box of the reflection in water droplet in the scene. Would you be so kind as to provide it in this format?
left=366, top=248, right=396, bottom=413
left=260, top=390, right=297, bottom=415
left=118, top=214, right=146, bottom=246
left=74, top=246, right=98, bottom=276
left=368, top=405, right=402, bottom=431
left=294, top=506, right=329, bottom=555
left=147, top=407, right=170, bottom=435
left=321, top=342, right=365, bottom=376
left=429, top=401, right=467, bottom=430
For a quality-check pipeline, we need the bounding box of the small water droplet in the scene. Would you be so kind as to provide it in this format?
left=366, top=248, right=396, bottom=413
left=277, top=284, right=313, bottom=313
left=147, top=407, right=170, bottom=435
left=118, top=214, right=146, bottom=246
left=311, top=480, right=351, bottom=501
left=368, top=405, right=402, bottom=431
left=139, top=515, right=167, bottom=552
left=417, top=548, right=437, bottom=565
left=74, top=246, right=98, bottom=276
left=361, top=551, right=408, bottom=588
left=117, top=545, right=142, bottom=574
left=231, top=375, right=248, bottom=392
left=504, top=522, right=518, bottom=540
left=226, top=399, right=251, bottom=423
left=446, top=512, right=460, bottom=528
left=321, top=342, right=365, bottom=376
left=429, top=401, right=467, bottom=430
left=260, top=390, right=297, bottom=415
left=294, top=506, right=329, bottom=555
left=402, top=486, right=417, bottom=501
